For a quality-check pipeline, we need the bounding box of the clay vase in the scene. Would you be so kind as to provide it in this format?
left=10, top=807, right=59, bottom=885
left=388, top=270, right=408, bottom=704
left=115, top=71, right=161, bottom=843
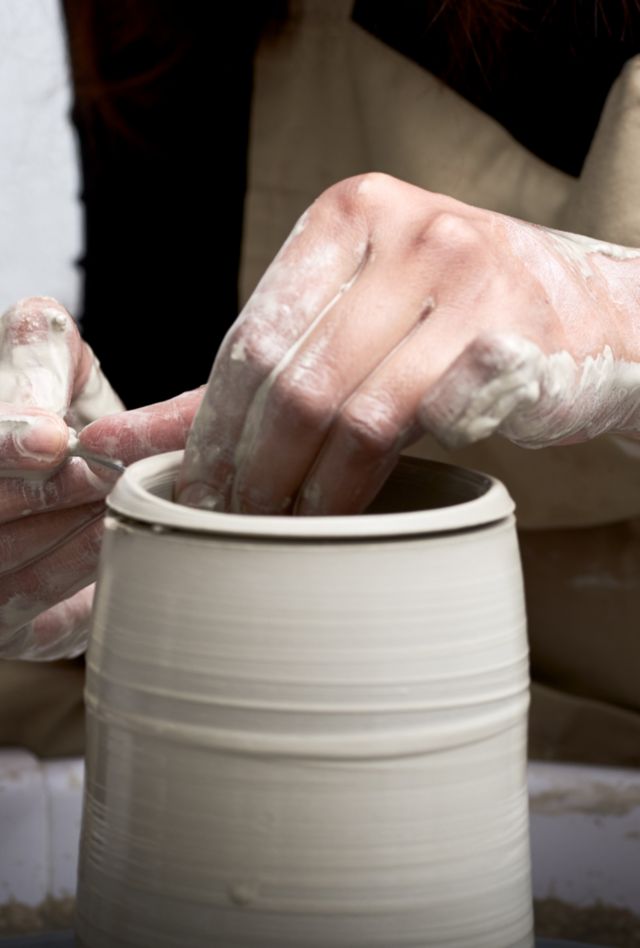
left=75, top=451, right=533, bottom=948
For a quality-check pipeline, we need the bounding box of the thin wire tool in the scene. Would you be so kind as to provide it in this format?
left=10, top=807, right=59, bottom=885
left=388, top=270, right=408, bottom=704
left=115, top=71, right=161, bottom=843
left=67, top=431, right=126, bottom=474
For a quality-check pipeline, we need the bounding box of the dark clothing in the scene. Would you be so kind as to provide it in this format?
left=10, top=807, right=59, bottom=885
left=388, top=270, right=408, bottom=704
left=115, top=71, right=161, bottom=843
left=353, top=0, right=640, bottom=178
left=62, top=4, right=268, bottom=408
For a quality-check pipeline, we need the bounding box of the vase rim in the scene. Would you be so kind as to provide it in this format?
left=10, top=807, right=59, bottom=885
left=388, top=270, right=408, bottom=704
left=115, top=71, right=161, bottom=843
left=107, top=450, right=514, bottom=539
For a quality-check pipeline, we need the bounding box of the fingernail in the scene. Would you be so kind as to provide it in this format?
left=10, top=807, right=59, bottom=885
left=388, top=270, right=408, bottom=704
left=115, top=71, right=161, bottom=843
left=10, top=417, right=68, bottom=462
left=177, top=482, right=225, bottom=511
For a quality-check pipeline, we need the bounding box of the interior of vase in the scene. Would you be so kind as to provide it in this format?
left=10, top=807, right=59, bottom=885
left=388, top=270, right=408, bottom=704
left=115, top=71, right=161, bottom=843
left=144, top=454, right=492, bottom=516
left=366, top=455, right=492, bottom=515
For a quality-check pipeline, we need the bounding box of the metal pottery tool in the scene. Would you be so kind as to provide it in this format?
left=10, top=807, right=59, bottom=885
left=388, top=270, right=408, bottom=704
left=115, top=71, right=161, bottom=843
left=67, top=430, right=126, bottom=474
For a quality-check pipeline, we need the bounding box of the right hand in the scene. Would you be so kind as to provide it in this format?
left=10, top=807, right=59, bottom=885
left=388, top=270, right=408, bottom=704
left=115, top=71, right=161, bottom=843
left=0, top=297, right=123, bottom=660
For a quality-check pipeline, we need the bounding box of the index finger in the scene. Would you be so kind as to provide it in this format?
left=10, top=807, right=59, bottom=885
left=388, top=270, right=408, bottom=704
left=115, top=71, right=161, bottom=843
left=176, top=190, right=368, bottom=509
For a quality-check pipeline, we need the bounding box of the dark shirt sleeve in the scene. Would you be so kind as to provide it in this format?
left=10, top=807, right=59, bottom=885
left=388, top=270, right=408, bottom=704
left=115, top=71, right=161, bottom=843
left=62, top=3, right=270, bottom=408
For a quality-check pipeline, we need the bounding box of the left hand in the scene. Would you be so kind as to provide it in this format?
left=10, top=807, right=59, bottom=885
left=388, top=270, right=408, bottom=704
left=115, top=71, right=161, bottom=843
left=175, top=174, right=640, bottom=516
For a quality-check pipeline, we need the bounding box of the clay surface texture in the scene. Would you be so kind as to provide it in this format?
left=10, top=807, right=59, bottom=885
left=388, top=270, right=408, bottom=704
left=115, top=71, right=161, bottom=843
left=76, top=453, right=533, bottom=947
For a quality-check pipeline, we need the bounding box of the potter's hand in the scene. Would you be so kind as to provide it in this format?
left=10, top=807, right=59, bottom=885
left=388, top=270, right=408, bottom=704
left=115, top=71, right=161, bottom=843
left=0, top=296, right=123, bottom=466
left=77, top=387, right=204, bottom=472
left=0, top=296, right=125, bottom=659
left=176, top=174, right=640, bottom=516
left=0, top=376, right=203, bottom=660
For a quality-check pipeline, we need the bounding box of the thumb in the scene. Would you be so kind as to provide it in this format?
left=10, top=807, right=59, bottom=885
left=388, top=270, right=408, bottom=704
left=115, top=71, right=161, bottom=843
left=0, top=297, right=90, bottom=416
left=0, top=405, right=70, bottom=470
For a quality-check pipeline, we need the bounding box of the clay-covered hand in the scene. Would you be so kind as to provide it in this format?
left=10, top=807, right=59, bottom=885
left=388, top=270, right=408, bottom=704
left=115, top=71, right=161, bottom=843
left=0, top=295, right=202, bottom=660
left=0, top=299, right=201, bottom=659
left=176, top=174, right=640, bottom=516
left=0, top=296, right=121, bottom=659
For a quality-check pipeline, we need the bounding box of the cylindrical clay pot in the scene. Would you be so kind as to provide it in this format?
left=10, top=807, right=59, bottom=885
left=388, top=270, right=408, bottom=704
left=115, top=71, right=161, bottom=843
left=75, top=452, right=533, bottom=948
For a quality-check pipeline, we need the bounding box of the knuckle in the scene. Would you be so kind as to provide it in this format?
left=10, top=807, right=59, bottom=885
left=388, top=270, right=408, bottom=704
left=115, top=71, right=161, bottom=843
left=460, top=333, right=516, bottom=374
left=30, top=476, right=61, bottom=509
left=224, top=326, right=277, bottom=377
left=268, top=366, right=337, bottom=431
left=469, top=331, right=541, bottom=374
left=322, top=172, right=402, bottom=221
left=338, top=395, right=400, bottom=459
left=421, top=211, right=483, bottom=254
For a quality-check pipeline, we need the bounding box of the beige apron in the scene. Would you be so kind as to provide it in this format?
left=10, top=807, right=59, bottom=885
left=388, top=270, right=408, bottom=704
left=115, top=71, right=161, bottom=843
left=241, top=0, right=640, bottom=765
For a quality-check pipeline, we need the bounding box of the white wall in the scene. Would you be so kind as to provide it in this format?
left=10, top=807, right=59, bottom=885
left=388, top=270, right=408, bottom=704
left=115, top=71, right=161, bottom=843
left=0, top=0, right=81, bottom=317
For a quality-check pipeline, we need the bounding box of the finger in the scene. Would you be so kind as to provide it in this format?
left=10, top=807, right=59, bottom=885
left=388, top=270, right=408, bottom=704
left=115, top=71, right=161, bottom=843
left=420, top=331, right=625, bottom=449
left=0, top=404, right=70, bottom=470
left=212, top=209, right=503, bottom=515
left=78, top=387, right=205, bottom=466
left=0, top=584, right=95, bottom=661
left=0, top=297, right=91, bottom=414
left=290, top=307, right=466, bottom=516
left=0, top=502, right=105, bottom=576
left=66, top=349, right=126, bottom=429
left=418, top=332, right=546, bottom=449
left=292, top=325, right=537, bottom=516
left=0, top=514, right=104, bottom=649
left=0, top=458, right=110, bottom=526
left=176, top=197, right=368, bottom=509
left=225, top=259, right=435, bottom=514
